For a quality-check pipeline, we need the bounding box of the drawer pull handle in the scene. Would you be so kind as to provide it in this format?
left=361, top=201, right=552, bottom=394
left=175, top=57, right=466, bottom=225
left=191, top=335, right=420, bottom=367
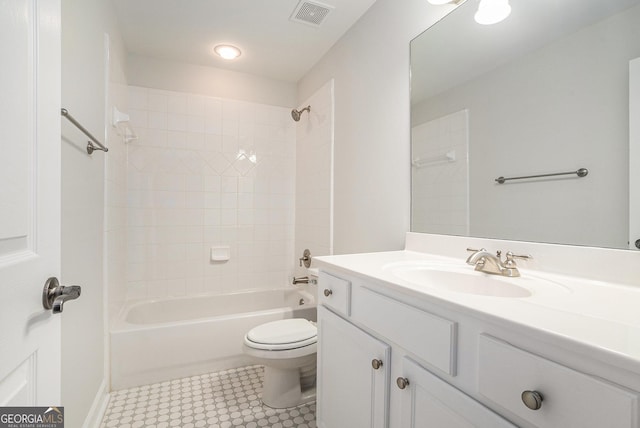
left=396, top=377, right=410, bottom=389
left=521, top=390, right=544, bottom=410
left=371, top=359, right=383, bottom=370
left=323, top=289, right=333, bottom=297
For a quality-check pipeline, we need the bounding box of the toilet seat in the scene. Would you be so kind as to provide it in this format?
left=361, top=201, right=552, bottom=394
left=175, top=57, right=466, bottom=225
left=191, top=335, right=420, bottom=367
left=245, top=319, right=317, bottom=351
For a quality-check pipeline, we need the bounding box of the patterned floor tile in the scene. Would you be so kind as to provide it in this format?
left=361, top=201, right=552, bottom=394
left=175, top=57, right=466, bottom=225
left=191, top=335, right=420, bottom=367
left=101, top=365, right=316, bottom=428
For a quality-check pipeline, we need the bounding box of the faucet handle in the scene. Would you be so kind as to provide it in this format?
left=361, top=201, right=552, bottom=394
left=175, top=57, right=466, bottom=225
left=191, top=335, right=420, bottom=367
left=505, top=252, right=532, bottom=265
left=466, top=247, right=486, bottom=253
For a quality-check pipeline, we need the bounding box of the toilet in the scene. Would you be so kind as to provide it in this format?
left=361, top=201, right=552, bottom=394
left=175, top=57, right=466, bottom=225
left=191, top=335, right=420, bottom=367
left=243, top=318, right=317, bottom=409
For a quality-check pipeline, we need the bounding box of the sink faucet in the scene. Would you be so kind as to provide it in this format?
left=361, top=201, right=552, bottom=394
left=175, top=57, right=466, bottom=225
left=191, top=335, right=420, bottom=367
left=466, top=248, right=532, bottom=277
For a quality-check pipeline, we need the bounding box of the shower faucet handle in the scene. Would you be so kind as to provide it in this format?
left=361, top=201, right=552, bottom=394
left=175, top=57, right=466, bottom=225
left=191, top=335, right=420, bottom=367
left=299, top=249, right=312, bottom=268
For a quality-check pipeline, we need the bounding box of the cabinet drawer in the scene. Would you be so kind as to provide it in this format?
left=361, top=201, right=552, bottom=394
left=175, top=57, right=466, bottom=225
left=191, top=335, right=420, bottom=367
left=478, top=334, right=639, bottom=428
left=352, top=287, right=457, bottom=376
left=318, top=271, right=351, bottom=316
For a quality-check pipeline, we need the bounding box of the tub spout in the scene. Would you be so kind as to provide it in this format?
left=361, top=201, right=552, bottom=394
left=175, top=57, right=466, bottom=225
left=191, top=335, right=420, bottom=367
left=292, top=276, right=317, bottom=285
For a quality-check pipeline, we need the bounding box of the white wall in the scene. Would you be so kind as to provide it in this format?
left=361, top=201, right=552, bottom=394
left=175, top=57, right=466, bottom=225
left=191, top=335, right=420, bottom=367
left=61, top=0, right=126, bottom=425
left=412, top=5, right=640, bottom=248
left=298, top=0, right=454, bottom=254
left=105, top=38, right=129, bottom=327
left=295, top=80, right=335, bottom=275
left=127, top=54, right=296, bottom=108
left=125, top=87, right=296, bottom=299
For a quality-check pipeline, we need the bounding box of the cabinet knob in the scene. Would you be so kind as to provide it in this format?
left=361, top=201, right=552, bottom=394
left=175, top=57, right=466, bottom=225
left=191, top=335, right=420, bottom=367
left=521, top=390, right=543, bottom=410
left=371, top=359, right=383, bottom=370
left=323, top=289, right=333, bottom=297
left=396, top=377, right=410, bottom=390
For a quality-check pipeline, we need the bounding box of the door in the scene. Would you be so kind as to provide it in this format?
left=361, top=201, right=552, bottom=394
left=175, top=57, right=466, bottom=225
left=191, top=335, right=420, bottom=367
left=398, top=358, right=516, bottom=428
left=0, top=0, right=61, bottom=406
left=630, top=57, right=640, bottom=249
left=316, top=306, right=390, bottom=428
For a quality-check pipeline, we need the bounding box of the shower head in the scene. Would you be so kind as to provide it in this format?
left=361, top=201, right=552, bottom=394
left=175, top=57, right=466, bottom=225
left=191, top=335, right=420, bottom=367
left=291, top=105, right=311, bottom=122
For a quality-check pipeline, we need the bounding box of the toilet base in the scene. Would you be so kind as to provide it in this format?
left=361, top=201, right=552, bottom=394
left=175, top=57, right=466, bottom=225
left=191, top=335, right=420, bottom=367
left=261, top=364, right=317, bottom=409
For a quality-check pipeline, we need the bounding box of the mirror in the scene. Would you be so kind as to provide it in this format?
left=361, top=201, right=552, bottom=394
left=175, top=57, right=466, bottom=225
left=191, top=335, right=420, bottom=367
left=410, top=0, right=640, bottom=250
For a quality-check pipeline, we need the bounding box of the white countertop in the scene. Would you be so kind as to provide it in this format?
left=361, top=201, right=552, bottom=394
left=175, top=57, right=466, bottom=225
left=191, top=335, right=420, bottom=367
left=315, top=247, right=640, bottom=374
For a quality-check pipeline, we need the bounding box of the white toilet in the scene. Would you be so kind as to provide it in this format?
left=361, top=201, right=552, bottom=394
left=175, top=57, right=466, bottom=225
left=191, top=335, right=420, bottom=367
left=243, top=318, right=317, bottom=408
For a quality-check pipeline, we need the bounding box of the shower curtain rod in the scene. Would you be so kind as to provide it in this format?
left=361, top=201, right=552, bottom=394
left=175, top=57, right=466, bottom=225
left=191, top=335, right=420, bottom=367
left=61, top=108, right=108, bottom=154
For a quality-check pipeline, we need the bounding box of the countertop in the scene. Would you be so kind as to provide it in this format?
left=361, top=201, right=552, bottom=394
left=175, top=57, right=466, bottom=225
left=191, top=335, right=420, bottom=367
left=315, top=248, right=640, bottom=374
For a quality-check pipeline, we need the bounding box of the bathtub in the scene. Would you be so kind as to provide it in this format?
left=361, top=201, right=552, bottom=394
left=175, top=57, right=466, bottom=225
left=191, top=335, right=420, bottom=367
left=110, top=287, right=317, bottom=390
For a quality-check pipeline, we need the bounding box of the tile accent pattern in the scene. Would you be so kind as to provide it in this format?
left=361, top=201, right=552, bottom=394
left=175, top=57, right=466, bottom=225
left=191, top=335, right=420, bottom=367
left=101, top=365, right=316, bottom=428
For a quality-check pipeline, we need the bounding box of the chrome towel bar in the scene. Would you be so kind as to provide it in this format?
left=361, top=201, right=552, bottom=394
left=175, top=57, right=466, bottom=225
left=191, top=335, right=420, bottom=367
left=61, top=108, right=108, bottom=154
left=495, top=168, right=588, bottom=184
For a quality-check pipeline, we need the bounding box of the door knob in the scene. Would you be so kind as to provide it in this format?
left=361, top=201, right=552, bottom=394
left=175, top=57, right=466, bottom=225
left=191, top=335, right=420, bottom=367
left=42, top=277, right=81, bottom=314
left=371, top=359, right=383, bottom=370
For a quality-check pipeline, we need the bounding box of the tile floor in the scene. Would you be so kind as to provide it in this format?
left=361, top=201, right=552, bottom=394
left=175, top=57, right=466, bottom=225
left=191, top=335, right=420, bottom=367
left=100, top=365, right=316, bottom=428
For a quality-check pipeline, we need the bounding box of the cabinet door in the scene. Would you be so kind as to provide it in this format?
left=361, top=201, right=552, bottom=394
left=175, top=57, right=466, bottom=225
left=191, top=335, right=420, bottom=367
left=317, top=305, right=391, bottom=428
left=398, top=358, right=516, bottom=428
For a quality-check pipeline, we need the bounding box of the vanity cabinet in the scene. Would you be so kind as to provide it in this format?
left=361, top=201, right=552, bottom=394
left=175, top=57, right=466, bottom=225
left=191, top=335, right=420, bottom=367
left=316, top=269, right=640, bottom=428
left=317, top=271, right=511, bottom=428
left=398, top=357, right=515, bottom=428
left=317, top=305, right=390, bottom=428
left=478, top=335, right=639, bottom=428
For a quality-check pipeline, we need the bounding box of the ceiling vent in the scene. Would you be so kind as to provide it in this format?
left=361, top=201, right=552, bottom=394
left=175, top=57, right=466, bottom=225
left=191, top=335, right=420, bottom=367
left=290, top=0, right=334, bottom=27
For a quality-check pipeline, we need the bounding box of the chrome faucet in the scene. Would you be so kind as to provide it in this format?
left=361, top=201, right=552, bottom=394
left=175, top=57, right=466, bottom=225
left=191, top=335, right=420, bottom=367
left=466, top=248, right=532, bottom=277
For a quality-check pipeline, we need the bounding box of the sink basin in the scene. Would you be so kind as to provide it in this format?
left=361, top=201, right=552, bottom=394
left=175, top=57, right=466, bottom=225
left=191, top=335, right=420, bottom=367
left=384, top=262, right=570, bottom=298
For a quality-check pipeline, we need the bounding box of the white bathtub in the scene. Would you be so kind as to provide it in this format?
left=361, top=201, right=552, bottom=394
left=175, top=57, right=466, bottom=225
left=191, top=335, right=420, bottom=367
left=110, top=287, right=317, bottom=390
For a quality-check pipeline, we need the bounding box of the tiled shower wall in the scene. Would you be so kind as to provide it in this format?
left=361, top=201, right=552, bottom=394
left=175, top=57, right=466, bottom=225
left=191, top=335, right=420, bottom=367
left=125, top=86, right=296, bottom=300
left=411, top=109, right=469, bottom=236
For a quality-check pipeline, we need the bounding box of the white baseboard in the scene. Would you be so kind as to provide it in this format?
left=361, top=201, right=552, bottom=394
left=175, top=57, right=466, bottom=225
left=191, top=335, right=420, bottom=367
left=81, top=380, right=109, bottom=428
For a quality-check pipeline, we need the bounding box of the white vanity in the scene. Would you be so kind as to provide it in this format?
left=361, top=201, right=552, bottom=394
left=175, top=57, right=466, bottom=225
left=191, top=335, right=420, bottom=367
left=314, top=233, right=640, bottom=428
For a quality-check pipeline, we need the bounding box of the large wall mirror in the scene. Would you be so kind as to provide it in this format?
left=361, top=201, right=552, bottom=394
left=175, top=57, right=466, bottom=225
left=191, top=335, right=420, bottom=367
left=411, top=0, right=640, bottom=250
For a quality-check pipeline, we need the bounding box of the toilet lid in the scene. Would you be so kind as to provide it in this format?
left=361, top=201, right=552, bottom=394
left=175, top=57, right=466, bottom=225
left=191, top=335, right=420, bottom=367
left=246, top=319, right=317, bottom=346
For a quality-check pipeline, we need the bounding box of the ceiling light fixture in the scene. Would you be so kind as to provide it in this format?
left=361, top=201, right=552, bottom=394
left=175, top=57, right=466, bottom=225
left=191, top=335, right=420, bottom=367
left=214, top=44, right=241, bottom=60
left=474, top=0, right=512, bottom=25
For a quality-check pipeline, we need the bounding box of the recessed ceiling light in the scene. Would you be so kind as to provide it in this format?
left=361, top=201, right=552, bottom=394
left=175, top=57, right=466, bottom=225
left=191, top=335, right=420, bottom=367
left=214, top=45, right=241, bottom=60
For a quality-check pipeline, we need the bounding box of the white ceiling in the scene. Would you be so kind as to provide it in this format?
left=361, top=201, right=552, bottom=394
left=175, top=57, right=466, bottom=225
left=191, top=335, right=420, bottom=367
left=112, top=0, right=377, bottom=83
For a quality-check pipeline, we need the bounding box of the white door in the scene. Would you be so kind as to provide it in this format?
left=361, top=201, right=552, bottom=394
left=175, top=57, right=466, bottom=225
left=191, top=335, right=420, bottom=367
left=630, top=57, right=640, bottom=250
left=0, top=0, right=62, bottom=406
